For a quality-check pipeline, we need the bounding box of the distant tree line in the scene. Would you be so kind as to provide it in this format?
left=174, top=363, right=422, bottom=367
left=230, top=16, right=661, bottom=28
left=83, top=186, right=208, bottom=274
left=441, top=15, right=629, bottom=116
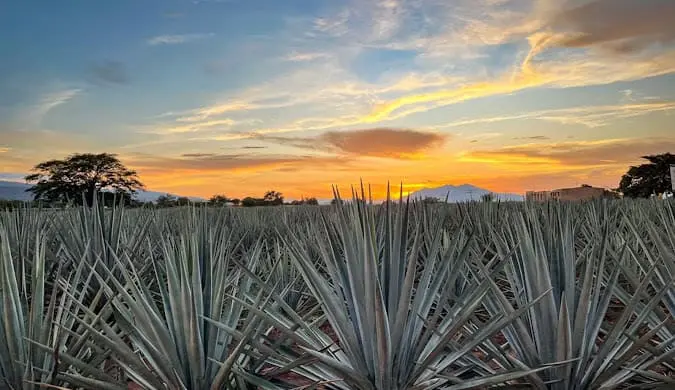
left=3, top=152, right=671, bottom=210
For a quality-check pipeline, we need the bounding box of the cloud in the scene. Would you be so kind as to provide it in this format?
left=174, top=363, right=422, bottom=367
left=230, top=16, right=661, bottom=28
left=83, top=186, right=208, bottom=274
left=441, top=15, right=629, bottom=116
left=440, top=101, right=675, bottom=129
left=460, top=137, right=675, bottom=167
left=549, top=0, right=675, bottom=54
left=312, top=9, right=351, bottom=38
left=360, top=45, right=675, bottom=123
left=25, top=88, right=82, bottom=124
left=88, top=60, right=130, bottom=85
left=127, top=152, right=351, bottom=175
left=0, top=147, right=10, bottom=153
left=180, top=153, right=217, bottom=158
left=146, top=33, right=215, bottom=45
left=259, top=128, right=448, bottom=159
left=159, top=119, right=237, bottom=134
left=284, top=51, right=331, bottom=62
left=513, top=136, right=551, bottom=141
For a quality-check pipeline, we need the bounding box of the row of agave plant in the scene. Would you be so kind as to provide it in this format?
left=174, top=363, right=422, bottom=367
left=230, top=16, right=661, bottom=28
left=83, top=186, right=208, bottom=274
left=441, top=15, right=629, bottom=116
left=0, top=190, right=673, bottom=389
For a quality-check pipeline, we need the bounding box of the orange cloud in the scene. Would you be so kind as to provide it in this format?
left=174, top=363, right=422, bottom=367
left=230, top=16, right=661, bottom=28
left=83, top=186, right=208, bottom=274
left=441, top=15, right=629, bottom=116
left=258, top=128, right=448, bottom=158
left=460, top=137, right=675, bottom=168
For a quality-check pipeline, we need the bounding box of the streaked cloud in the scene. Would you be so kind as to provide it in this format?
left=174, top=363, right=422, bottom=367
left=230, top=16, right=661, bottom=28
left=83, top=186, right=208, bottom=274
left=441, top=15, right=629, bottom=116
left=126, top=152, right=354, bottom=177
left=23, top=88, right=83, bottom=125
left=441, top=101, right=675, bottom=129
left=259, top=128, right=447, bottom=159
left=461, top=138, right=675, bottom=167
left=146, top=33, right=214, bottom=45
left=284, top=51, right=331, bottom=62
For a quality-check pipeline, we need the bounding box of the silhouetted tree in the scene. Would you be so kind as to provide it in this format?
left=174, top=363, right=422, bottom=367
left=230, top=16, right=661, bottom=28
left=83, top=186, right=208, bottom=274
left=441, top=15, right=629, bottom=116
left=230, top=198, right=240, bottom=206
left=290, top=197, right=319, bottom=206
left=263, top=190, right=284, bottom=205
left=25, top=153, right=143, bottom=206
left=176, top=196, right=190, bottom=206
left=156, top=194, right=177, bottom=208
left=480, top=192, right=495, bottom=203
left=208, top=194, right=230, bottom=206
left=241, top=197, right=260, bottom=207
left=618, top=153, right=675, bottom=198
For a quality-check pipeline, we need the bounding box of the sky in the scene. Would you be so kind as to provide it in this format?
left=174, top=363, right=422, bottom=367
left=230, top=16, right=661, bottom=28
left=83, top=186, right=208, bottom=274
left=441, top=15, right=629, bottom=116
left=1, top=0, right=675, bottom=200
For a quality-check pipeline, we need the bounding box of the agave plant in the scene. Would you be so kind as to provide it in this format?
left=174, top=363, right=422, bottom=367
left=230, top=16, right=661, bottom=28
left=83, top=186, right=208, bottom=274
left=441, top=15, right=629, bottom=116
left=274, top=188, right=550, bottom=389
left=486, top=202, right=674, bottom=389
left=0, top=221, right=118, bottom=390
left=52, top=216, right=268, bottom=389
left=0, top=225, right=54, bottom=390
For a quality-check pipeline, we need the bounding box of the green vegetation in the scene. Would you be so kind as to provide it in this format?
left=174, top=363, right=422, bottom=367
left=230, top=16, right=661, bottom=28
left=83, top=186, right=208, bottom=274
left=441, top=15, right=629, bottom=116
left=0, top=191, right=673, bottom=389
left=619, top=153, right=675, bottom=198
left=24, top=153, right=144, bottom=207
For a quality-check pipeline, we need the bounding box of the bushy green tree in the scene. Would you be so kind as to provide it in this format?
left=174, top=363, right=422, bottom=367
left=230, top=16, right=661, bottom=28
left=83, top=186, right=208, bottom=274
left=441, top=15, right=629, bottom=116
left=25, top=153, right=144, bottom=206
left=619, top=153, right=675, bottom=198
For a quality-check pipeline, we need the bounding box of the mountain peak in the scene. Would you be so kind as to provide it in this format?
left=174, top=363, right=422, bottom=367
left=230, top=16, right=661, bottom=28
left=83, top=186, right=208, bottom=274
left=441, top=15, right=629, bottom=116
left=409, top=184, right=523, bottom=202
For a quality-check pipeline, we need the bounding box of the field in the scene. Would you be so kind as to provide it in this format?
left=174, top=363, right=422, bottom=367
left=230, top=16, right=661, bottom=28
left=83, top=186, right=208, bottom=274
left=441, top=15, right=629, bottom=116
left=0, top=194, right=673, bottom=389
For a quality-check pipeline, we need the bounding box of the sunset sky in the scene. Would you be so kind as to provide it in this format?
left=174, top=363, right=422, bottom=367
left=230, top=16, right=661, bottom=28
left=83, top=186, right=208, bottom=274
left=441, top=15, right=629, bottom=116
left=2, top=0, right=675, bottom=199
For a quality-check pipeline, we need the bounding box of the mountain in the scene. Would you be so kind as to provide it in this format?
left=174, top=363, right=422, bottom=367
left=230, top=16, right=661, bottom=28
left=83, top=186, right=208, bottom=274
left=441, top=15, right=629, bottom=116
left=0, top=181, right=33, bottom=201
left=409, top=184, right=523, bottom=202
left=0, top=181, right=204, bottom=203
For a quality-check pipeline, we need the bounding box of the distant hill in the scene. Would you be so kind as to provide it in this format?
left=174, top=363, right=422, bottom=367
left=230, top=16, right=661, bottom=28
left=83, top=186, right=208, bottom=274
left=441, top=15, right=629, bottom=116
left=0, top=181, right=204, bottom=203
left=409, top=184, right=523, bottom=202
left=0, top=181, right=33, bottom=201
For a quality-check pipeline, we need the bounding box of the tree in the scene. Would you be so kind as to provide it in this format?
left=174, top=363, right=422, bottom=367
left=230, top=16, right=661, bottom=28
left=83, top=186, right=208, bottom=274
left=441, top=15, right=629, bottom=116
left=290, top=197, right=319, bottom=206
left=480, top=192, right=495, bottom=203
left=241, top=197, right=260, bottom=207
left=176, top=196, right=191, bottom=206
left=263, top=190, right=284, bottom=206
left=618, top=153, right=675, bottom=198
left=25, top=153, right=144, bottom=206
left=304, top=197, right=319, bottom=205
left=156, top=194, right=177, bottom=208
left=208, top=194, right=230, bottom=206
left=230, top=198, right=240, bottom=206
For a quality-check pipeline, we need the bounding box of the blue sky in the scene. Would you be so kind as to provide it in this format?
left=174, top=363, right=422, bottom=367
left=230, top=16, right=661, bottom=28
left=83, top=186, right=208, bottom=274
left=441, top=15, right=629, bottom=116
left=2, top=0, right=675, bottom=198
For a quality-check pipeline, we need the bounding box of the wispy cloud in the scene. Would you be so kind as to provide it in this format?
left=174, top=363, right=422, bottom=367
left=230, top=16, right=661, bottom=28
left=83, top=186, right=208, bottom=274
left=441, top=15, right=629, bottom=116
left=27, top=88, right=82, bottom=124
left=359, top=45, right=675, bottom=123
left=284, top=51, right=331, bottom=62
left=127, top=152, right=352, bottom=176
left=460, top=137, right=675, bottom=167
left=146, top=33, right=215, bottom=45
left=440, top=101, right=675, bottom=129
left=312, top=9, right=351, bottom=38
